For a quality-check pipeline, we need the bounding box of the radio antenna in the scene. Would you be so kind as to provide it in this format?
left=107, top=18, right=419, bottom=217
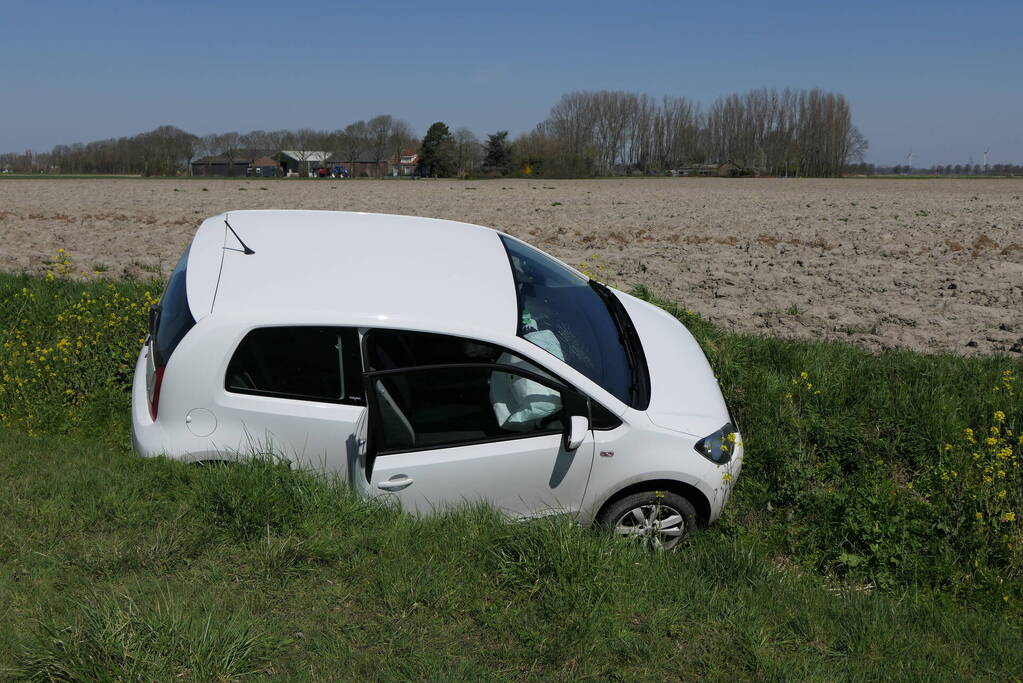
left=224, top=216, right=255, bottom=255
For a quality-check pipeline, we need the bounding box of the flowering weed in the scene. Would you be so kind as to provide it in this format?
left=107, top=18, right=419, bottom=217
left=0, top=268, right=155, bottom=441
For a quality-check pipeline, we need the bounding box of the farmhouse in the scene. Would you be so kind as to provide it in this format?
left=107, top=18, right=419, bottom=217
left=189, top=148, right=417, bottom=178
left=250, top=157, right=279, bottom=177
left=275, top=151, right=331, bottom=176
left=392, top=150, right=419, bottom=177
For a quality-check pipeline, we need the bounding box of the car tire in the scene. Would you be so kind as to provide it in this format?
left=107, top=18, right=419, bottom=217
left=598, top=490, right=696, bottom=551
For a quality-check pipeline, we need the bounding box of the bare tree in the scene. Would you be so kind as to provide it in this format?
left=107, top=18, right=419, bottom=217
left=337, top=120, right=370, bottom=163
left=367, top=115, right=395, bottom=165
left=453, top=128, right=482, bottom=176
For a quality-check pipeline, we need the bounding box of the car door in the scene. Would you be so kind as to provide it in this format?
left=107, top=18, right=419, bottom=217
left=363, top=363, right=595, bottom=519
left=215, top=325, right=366, bottom=473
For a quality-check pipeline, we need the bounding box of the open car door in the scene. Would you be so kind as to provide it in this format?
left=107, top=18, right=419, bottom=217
left=362, top=363, right=595, bottom=519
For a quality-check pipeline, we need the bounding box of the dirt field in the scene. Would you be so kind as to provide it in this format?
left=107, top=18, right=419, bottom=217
left=1, top=177, right=1021, bottom=355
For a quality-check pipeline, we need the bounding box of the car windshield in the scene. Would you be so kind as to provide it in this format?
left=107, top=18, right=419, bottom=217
left=500, top=235, right=644, bottom=407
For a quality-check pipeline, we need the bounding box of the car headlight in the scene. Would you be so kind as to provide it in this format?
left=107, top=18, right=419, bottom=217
left=694, top=422, right=738, bottom=464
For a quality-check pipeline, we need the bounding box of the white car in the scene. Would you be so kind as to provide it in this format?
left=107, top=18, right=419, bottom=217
left=132, top=210, right=742, bottom=548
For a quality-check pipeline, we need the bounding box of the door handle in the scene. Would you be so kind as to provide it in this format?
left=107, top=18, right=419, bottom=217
left=377, top=476, right=414, bottom=491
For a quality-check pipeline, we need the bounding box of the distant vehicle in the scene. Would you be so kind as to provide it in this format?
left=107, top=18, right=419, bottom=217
left=132, top=211, right=742, bottom=548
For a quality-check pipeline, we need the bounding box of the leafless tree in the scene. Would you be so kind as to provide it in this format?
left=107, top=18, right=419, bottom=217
left=453, top=128, right=482, bottom=175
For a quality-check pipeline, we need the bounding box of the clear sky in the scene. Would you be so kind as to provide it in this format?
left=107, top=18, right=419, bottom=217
left=2, top=0, right=1021, bottom=166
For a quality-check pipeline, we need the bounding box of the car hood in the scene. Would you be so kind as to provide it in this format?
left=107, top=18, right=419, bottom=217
left=613, top=289, right=731, bottom=437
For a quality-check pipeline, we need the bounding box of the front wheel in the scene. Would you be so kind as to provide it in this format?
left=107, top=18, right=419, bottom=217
left=598, top=490, right=696, bottom=551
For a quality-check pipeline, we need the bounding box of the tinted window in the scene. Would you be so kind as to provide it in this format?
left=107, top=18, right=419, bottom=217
left=365, top=328, right=562, bottom=386
left=226, top=327, right=364, bottom=404
left=365, top=329, right=502, bottom=371
left=500, top=236, right=637, bottom=405
left=370, top=366, right=565, bottom=454
left=153, top=246, right=196, bottom=367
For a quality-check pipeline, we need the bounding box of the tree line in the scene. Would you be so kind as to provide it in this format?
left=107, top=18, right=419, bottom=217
left=1, top=88, right=890, bottom=178
left=512, top=88, right=867, bottom=177
left=0, top=116, right=421, bottom=177
left=846, top=162, right=1023, bottom=176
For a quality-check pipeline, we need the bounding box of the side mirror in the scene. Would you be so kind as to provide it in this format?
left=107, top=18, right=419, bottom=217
left=564, top=415, right=589, bottom=451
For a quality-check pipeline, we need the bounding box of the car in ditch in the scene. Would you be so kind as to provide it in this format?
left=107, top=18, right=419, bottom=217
left=132, top=210, right=742, bottom=548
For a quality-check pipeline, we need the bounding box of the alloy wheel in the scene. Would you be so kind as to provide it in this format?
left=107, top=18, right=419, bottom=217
left=613, top=502, right=686, bottom=551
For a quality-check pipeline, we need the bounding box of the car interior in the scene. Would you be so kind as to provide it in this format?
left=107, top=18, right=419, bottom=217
left=365, top=330, right=565, bottom=452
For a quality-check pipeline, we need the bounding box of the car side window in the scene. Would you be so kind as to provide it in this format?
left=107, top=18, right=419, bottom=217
left=364, top=328, right=560, bottom=382
left=364, top=329, right=502, bottom=370
left=369, top=365, right=566, bottom=454
left=225, top=327, right=364, bottom=405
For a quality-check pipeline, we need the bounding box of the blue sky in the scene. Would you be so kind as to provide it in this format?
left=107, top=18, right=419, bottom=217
left=2, top=0, right=1021, bottom=165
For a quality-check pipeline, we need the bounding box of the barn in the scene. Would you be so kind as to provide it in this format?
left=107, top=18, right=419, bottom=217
left=190, top=149, right=277, bottom=177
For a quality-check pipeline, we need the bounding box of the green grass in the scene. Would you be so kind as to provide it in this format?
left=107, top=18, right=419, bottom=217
left=3, top=430, right=1022, bottom=680
left=2, top=272, right=1023, bottom=678
left=630, top=286, right=1023, bottom=602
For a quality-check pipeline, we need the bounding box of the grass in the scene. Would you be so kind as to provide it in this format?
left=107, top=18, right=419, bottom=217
left=631, top=285, right=1023, bottom=603
left=2, top=271, right=1023, bottom=678
left=3, top=431, right=1023, bottom=680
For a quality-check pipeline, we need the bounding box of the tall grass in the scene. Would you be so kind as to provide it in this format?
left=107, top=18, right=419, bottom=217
left=2, top=431, right=1022, bottom=680
left=630, top=285, right=1022, bottom=601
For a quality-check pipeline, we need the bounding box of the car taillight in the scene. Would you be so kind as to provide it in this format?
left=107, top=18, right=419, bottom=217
left=149, top=366, right=165, bottom=420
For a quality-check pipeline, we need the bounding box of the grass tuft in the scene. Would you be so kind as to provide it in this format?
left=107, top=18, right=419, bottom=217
left=15, top=591, right=280, bottom=681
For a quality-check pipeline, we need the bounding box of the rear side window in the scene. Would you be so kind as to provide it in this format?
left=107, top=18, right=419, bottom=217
left=152, top=246, right=196, bottom=368
left=225, top=327, right=364, bottom=405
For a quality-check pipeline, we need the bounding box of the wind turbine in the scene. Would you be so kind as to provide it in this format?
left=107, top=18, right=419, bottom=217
left=905, top=150, right=913, bottom=172
left=983, top=148, right=990, bottom=167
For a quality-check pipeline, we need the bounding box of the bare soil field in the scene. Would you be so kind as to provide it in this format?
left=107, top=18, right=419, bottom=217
left=1, top=177, right=1021, bottom=355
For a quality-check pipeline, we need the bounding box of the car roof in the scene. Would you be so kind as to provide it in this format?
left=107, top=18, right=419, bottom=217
left=186, top=210, right=518, bottom=337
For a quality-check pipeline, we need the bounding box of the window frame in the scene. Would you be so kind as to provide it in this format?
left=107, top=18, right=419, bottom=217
left=361, top=328, right=622, bottom=433
left=364, top=361, right=590, bottom=458
left=223, top=325, right=365, bottom=406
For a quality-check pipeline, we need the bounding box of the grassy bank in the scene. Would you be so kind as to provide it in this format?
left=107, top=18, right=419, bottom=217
left=630, top=286, right=1023, bottom=603
left=2, top=271, right=1022, bottom=678
left=3, top=430, right=1022, bottom=680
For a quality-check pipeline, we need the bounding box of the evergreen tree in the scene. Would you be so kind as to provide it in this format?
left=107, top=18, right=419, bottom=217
left=418, top=122, right=456, bottom=177
left=482, top=130, right=512, bottom=176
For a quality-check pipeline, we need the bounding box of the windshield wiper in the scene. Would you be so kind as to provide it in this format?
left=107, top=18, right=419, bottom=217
left=589, top=281, right=647, bottom=406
